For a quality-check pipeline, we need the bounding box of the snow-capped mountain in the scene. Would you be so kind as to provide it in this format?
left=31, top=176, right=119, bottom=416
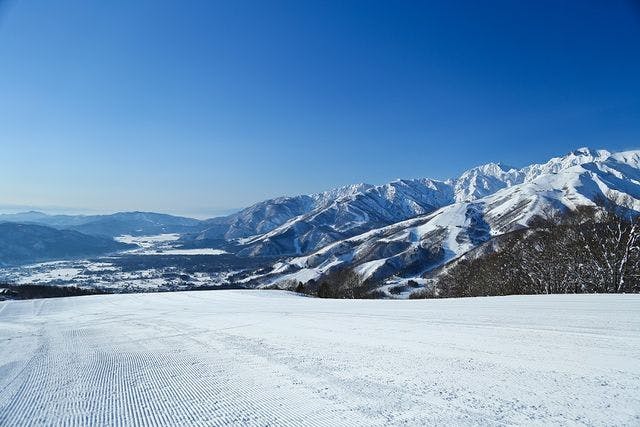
left=194, top=183, right=374, bottom=242
left=232, top=178, right=455, bottom=257
left=453, top=162, right=522, bottom=202
left=244, top=148, right=640, bottom=286
left=188, top=162, right=532, bottom=257
left=219, top=148, right=621, bottom=260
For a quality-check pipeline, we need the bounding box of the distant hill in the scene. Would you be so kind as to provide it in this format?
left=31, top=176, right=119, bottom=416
left=0, top=223, right=133, bottom=266
left=0, top=211, right=204, bottom=238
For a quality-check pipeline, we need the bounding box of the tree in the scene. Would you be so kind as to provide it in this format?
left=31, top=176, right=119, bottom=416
left=317, top=282, right=332, bottom=298
left=315, top=269, right=372, bottom=298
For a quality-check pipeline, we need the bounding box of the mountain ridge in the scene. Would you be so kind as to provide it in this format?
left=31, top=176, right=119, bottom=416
left=238, top=147, right=640, bottom=289
left=214, top=147, right=618, bottom=259
left=0, top=211, right=204, bottom=237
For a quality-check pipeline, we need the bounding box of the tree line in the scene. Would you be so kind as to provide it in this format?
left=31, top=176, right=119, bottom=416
left=283, top=268, right=384, bottom=299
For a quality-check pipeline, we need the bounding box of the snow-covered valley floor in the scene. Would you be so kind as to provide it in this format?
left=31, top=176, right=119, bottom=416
left=1, top=291, right=639, bottom=426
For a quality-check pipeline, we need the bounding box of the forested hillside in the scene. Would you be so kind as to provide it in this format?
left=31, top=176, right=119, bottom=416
left=411, top=206, right=640, bottom=298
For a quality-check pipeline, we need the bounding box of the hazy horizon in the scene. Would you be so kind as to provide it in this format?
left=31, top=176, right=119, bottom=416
left=0, top=202, right=240, bottom=220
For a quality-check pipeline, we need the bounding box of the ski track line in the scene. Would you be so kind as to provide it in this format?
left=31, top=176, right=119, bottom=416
left=0, top=315, right=371, bottom=426
left=0, top=291, right=639, bottom=425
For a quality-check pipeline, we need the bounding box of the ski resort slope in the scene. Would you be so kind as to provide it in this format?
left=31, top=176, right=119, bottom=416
left=1, top=291, right=639, bottom=426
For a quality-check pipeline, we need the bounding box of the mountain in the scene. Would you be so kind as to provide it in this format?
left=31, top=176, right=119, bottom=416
left=228, top=179, right=455, bottom=257
left=67, top=212, right=203, bottom=237
left=0, top=223, right=133, bottom=266
left=244, top=148, right=640, bottom=287
left=221, top=148, right=620, bottom=259
left=191, top=184, right=375, bottom=242
left=0, top=211, right=204, bottom=238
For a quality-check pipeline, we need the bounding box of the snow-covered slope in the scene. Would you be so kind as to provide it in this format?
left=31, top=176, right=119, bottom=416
left=193, top=183, right=374, bottom=241
left=2, top=291, right=638, bottom=425
left=235, top=178, right=455, bottom=256
left=255, top=148, right=640, bottom=286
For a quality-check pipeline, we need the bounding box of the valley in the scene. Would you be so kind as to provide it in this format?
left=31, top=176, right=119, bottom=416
left=0, top=234, right=268, bottom=293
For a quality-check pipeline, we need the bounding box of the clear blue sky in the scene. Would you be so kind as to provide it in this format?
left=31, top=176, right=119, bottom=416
left=1, top=1, right=639, bottom=218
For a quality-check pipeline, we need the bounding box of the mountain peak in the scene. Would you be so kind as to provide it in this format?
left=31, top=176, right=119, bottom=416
left=567, top=147, right=611, bottom=159
left=453, top=162, right=523, bottom=202
left=464, top=162, right=517, bottom=176
left=313, top=182, right=374, bottom=202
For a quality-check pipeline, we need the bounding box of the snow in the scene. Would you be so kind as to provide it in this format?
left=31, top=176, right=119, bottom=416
left=355, top=258, right=388, bottom=280
left=115, top=233, right=181, bottom=247
left=145, top=248, right=228, bottom=255
left=114, top=233, right=227, bottom=256
left=0, top=259, right=234, bottom=292
left=265, top=268, right=319, bottom=285
left=16, top=267, right=81, bottom=284
left=1, top=291, right=638, bottom=425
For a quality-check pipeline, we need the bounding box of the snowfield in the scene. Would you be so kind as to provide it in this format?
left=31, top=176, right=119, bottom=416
left=1, top=291, right=639, bottom=426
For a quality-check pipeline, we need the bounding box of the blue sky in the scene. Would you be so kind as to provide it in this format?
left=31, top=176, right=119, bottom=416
left=1, top=1, right=639, bottom=217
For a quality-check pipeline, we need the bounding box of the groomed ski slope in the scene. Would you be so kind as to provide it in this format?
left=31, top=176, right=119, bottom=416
left=1, top=291, right=639, bottom=426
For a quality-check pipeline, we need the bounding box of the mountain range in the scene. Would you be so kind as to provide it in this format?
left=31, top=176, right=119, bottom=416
left=2, top=148, right=640, bottom=284
left=228, top=147, right=640, bottom=286
left=0, top=211, right=203, bottom=238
